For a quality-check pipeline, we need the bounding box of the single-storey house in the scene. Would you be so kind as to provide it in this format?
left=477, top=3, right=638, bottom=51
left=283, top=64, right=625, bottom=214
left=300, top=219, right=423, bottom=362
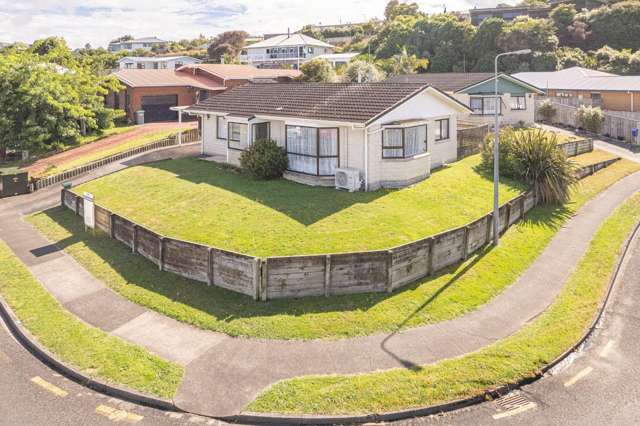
left=117, top=56, right=201, bottom=70
left=106, top=64, right=301, bottom=123
left=514, top=67, right=640, bottom=113
left=185, top=82, right=472, bottom=191
left=386, top=73, right=544, bottom=127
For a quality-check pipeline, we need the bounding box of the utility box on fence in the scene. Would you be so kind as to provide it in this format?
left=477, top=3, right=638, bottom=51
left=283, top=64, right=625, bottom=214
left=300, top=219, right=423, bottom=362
left=0, top=172, right=29, bottom=198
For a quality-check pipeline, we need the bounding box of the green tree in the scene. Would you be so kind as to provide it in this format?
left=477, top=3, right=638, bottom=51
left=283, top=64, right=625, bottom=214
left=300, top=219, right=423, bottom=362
left=550, top=3, right=578, bottom=45
left=556, top=46, right=589, bottom=68
left=498, top=16, right=558, bottom=53
left=384, top=0, right=420, bottom=20
left=377, top=47, right=428, bottom=75
left=470, top=17, right=506, bottom=72
left=583, top=1, right=640, bottom=50
left=207, top=31, right=248, bottom=62
left=345, top=60, right=385, bottom=82
left=299, top=58, right=335, bottom=82
left=0, top=52, right=122, bottom=160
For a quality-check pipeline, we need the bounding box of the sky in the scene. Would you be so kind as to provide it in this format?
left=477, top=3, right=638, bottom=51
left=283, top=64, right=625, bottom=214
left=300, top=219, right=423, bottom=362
left=0, top=0, right=501, bottom=49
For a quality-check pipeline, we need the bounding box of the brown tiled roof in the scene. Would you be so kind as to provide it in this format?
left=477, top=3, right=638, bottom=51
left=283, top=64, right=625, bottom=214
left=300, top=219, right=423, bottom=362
left=179, top=64, right=302, bottom=80
left=114, top=69, right=225, bottom=91
left=385, top=73, right=495, bottom=93
left=187, top=82, right=431, bottom=123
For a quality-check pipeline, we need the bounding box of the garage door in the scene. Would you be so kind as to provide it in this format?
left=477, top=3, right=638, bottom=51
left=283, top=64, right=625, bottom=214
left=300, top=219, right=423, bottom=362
left=141, top=95, right=178, bottom=122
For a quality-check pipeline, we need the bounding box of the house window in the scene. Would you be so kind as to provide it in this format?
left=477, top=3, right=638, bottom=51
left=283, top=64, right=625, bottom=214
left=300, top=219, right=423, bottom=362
left=216, top=116, right=227, bottom=139
left=124, top=63, right=133, bottom=69
left=470, top=97, right=501, bottom=115
left=228, top=122, right=248, bottom=150
left=382, top=125, right=427, bottom=159
left=435, top=119, right=450, bottom=141
left=174, top=62, right=183, bottom=69
left=511, top=95, right=526, bottom=110
left=308, top=47, right=314, bottom=54
left=137, top=63, right=144, bottom=69
left=286, top=126, right=339, bottom=176
left=252, top=122, right=270, bottom=142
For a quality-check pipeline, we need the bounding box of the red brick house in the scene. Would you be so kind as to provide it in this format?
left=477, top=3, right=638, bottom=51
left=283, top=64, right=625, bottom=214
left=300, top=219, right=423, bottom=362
left=106, top=64, right=301, bottom=123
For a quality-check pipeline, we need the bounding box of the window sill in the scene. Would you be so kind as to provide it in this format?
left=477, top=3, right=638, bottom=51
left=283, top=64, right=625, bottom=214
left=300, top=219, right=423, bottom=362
left=382, top=152, right=430, bottom=162
left=435, top=138, right=450, bottom=144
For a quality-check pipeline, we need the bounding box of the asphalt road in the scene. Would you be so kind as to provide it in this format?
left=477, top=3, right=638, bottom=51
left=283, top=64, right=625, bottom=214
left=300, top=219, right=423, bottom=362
left=393, top=227, right=640, bottom=426
left=0, top=318, right=229, bottom=426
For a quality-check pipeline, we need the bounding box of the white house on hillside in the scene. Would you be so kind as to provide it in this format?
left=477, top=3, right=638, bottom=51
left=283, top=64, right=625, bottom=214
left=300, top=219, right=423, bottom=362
left=239, top=33, right=335, bottom=69
left=186, top=82, right=472, bottom=191
left=117, top=56, right=202, bottom=70
left=108, top=37, right=169, bottom=53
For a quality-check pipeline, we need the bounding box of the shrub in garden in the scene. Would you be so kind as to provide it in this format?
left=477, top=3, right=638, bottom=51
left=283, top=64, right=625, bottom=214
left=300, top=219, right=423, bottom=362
left=482, top=129, right=578, bottom=204
left=537, top=100, right=557, bottom=122
left=577, top=105, right=605, bottom=134
left=239, top=139, right=288, bottom=179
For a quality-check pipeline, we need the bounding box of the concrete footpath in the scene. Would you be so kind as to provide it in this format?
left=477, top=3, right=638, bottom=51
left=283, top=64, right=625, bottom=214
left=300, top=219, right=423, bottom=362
left=1, top=145, right=640, bottom=417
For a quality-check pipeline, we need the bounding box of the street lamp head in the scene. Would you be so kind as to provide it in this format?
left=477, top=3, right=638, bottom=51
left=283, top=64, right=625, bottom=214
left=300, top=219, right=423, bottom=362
left=513, top=49, right=532, bottom=55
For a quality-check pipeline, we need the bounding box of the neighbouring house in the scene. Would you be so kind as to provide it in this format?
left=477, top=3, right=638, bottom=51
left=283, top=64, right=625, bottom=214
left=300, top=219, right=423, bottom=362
left=239, top=33, right=335, bottom=69
left=299, top=21, right=379, bottom=45
left=185, top=82, right=472, bottom=191
left=469, top=4, right=552, bottom=25
left=314, top=52, right=360, bottom=68
left=386, top=73, right=543, bottom=127
left=117, top=56, right=201, bottom=70
left=108, top=37, right=169, bottom=53
left=514, top=67, right=640, bottom=113
left=106, top=64, right=301, bottom=123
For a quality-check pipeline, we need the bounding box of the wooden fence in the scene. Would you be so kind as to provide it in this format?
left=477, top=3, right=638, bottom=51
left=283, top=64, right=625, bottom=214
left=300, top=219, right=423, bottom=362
left=557, top=138, right=593, bottom=157
left=34, top=128, right=200, bottom=191
left=60, top=157, right=619, bottom=301
left=457, top=122, right=489, bottom=159
left=536, top=100, right=640, bottom=144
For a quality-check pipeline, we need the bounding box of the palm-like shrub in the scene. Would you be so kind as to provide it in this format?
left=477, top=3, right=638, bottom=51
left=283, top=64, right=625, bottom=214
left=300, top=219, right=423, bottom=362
left=482, top=129, right=578, bottom=204
left=239, top=139, right=288, bottom=179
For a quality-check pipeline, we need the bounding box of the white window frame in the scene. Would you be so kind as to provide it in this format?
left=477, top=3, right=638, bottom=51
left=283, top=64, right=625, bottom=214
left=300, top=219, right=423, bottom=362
left=435, top=118, right=450, bottom=141
left=510, top=95, right=527, bottom=110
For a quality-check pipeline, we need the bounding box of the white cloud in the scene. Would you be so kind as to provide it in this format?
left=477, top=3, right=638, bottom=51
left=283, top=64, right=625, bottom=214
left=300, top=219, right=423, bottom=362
left=0, top=0, right=495, bottom=48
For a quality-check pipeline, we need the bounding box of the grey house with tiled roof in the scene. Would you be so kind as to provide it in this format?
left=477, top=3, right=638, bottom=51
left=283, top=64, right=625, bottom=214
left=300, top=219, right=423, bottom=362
left=386, top=73, right=543, bottom=127
left=186, top=82, right=471, bottom=191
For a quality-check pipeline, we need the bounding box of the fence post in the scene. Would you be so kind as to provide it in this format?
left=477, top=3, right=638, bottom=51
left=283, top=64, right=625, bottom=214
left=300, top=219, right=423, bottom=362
left=427, top=237, right=435, bottom=276
left=109, top=214, right=116, bottom=239
left=462, top=226, right=470, bottom=261
left=324, top=255, right=332, bottom=297
left=520, top=195, right=526, bottom=220
left=252, top=258, right=261, bottom=301
left=60, top=189, right=65, bottom=207
left=485, top=212, right=493, bottom=245
left=75, top=195, right=80, bottom=216
left=132, top=224, right=138, bottom=254
left=207, top=247, right=214, bottom=287
left=505, top=203, right=512, bottom=230
left=260, top=260, right=268, bottom=302
left=386, top=250, right=393, bottom=293
left=159, top=237, right=165, bottom=271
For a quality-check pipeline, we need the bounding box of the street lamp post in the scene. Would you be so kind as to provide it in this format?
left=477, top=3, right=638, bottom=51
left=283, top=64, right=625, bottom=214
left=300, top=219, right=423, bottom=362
left=493, top=49, right=531, bottom=246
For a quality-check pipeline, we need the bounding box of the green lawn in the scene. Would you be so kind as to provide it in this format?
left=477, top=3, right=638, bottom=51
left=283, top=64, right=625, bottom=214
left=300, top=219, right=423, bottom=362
left=247, top=190, right=640, bottom=415
left=0, top=240, right=183, bottom=399
left=73, top=155, right=525, bottom=257
left=28, top=159, right=640, bottom=340
left=572, top=149, right=618, bottom=166
left=41, top=129, right=181, bottom=177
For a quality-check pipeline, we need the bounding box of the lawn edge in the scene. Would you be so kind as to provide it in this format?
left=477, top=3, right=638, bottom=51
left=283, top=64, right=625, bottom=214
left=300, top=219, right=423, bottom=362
left=0, top=282, right=180, bottom=413
left=229, top=216, right=640, bottom=425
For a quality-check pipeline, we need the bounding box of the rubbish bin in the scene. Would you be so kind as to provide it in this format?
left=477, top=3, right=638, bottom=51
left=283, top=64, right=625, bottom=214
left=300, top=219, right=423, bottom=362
left=135, top=110, right=145, bottom=125
left=632, top=128, right=638, bottom=145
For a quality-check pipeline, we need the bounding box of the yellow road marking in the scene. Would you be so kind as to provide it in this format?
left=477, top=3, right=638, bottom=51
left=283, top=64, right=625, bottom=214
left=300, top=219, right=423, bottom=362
left=564, top=366, right=594, bottom=387
left=30, top=376, right=68, bottom=397
left=600, top=340, right=615, bottom=358
left=95, top=405, right=144, bottom=423
left=492, top=402, right=537, bottom=419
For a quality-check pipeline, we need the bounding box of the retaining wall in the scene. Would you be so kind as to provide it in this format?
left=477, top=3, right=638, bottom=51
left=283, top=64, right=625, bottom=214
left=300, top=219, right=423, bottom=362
left=60, top=158, right=618, bottom=301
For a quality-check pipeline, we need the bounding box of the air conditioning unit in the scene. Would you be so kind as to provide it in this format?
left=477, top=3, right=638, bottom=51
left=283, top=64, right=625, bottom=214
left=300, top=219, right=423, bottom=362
left=335, top=168, right=361, bottom=192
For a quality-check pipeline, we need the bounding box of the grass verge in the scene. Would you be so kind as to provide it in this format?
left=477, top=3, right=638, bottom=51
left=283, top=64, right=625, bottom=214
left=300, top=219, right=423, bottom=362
left=41, top=129, right=182, bottom=177
left=572, top=149, right=618, bottom=166
left=246, top=190, right=640, bottom=415
left=27, top=160, right=640, bottom=341
left=0, top=240, right=183, bottom=398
